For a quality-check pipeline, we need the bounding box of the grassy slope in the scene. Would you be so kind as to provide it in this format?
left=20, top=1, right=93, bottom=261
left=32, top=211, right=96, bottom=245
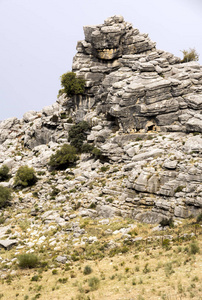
left=0, top=218, right=201, bottom=300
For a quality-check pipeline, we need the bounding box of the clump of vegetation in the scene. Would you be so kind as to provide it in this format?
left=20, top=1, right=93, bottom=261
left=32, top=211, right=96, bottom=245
left=18, top=253, right=39, bottom=269
left=14, top=165, right=37, bottom=188
left=50, top=186, right=60, bottom=199
left=0, top=165, right=10, bottom=182
left=189, top=242, right=200, bottom=255
left=100, top=165, right=110, bottom=172
left=68, top=121, right=90, bottom=151
left=181, top=48, right=199, bottom=63
left=60, top=112, right=67, bottom=119
left=174, top=186, right=185, bottom=194
left=83, top=265, right=92, bottom=275
left=0, top=185, right=12, bottom=208
left=58, top=72, right=85, bottom=98
left=92, top=147, right=103, bottom=159
left=160, top=217, right=174, bottom=228
left=164, top=262, right=175, bottom=277
left=88, top=276, right=100, bottom=291
left=196, top=213, right=202, bottom=224
left=81, top=143, right=94, bottom=153
left=49, top=144, right=78, bottom=169
left=58, top=278, right=68, bottom=284
left=31, top=275, right=40, bottom=282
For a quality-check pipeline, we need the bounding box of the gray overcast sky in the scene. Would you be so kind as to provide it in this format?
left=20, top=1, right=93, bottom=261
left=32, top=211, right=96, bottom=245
left=0, top=0, right=201, bottom=120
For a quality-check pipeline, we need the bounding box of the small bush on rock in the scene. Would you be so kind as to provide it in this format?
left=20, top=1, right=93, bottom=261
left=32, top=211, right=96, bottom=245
left=0, top=185, right=12, bottom=208
left=81, top=143, right=94, bottom=153
left=18, top=253, right=39, bottom=269
left=14, top=166, right=37, bottom=188
left=160, top=217, right=174, bottom=228
left=0, top=165, right=10, bottom=182
left=68, top=121, right=90, bottom=151
left=58, top=72, right=85, bottom=97
left=181, top=48, right=199, bottom=63
left=49, top=144, right=78, bottom=169
left=92, top=147, right=103, bottom=159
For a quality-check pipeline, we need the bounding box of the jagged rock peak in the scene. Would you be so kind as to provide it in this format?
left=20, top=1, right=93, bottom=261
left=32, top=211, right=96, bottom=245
left=77, top=15, right=156, bottom=60
left=72, top=15, right=202, bottom=133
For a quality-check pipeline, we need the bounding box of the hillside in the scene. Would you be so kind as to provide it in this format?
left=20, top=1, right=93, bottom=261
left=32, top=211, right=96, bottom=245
left=0, top=15, right=201, bottom=300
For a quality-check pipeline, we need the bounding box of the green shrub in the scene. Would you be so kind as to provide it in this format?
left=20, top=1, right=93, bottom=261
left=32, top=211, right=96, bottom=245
left=143, top=263, right=150, bottom=274
left=189, top=242, right=200, bottom=255
left=0, top=216, right=5, bottom=224
left=50, top=187, right=60, bottom=198
left=0, top=165, right=10, bottom=181
left=196, top=213, right=202, bottom=224
left=48, top=144, right=78, bottom=169
left=0, top=185, right=12, bottom=208
left=81, top=143, right=94, bottom=153
left=164, top=262, right=175, bottom=277
left=58, top=278, right=68, bottom=284
left=18, top=253, right=39, bottom=269
left=60, top=112, right=67, bottom=119
left=92, top=147, right=103, bottom=159
left=181, top=48, right=199, bottom=63
left=58, top=72, right=85, bottom=97
left=88, top=276, right=100, bottom=291
left=14, top=166, right=37, bottom=188
left=83, top=265, right=92, bottom=275
left=100, top=165, right=110, bottom=172
left=106, top=198, right=113, bottom=203
left=174, top=186, right=185, bottom=194
left=162, top=239, right=170, bottom=249
left=31, top=275, right=40, bottom=282
left=88, top=202, right=97, bottom=209
left=160, top=217, right=174, bottom=228
left=68, top=121, right=90, bottom=151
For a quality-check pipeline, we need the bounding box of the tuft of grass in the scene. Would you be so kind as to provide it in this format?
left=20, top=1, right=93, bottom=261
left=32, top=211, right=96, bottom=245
left=18, top=253, right=39, bottom=269
left=189, top=242, right=200, bottom=255
left=88, top=276, right=100, bottom=291
left=83, top=265, right=92, bottom=275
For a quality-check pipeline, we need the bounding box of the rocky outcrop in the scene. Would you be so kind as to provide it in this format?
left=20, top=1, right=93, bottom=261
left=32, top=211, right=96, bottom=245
left=0, top=16, right=201, bottom=225
left=71, top=15, right=202, bottom=133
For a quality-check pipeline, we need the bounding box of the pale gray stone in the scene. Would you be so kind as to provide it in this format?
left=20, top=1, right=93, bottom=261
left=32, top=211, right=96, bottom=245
left=0, top=240, right=18, bottom=250
left=132, top=149, right=164, bottom=162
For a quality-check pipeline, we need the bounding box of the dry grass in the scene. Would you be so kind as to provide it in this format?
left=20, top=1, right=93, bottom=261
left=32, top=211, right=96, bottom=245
left=0, top=218, right=201, bottom=300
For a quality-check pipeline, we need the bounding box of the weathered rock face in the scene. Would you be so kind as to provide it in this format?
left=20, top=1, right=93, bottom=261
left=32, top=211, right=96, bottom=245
left=72, top=15, right=202, bottom=133
left=82, top=15, right=155, bottom=60
left=0, top=16, right=201, bottom=225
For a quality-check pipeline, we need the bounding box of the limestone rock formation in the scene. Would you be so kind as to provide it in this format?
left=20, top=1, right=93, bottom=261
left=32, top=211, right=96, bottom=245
left=0, top=16, right=201, bottom=225
left=72, top=15, right=202, bottom=133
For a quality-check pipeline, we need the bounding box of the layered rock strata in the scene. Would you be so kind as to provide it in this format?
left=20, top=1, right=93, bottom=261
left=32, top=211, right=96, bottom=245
left=72, top=15, right=202, bottom=133
left=0, top=16, right=201, bottom=224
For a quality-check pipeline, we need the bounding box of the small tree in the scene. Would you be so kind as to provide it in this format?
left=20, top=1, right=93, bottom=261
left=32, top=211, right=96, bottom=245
left=68, top=121, right=90, bottom=151
left=0, top=185, right=12, bottom=208
left=14, top=166, right=38, bottom=188
left=58, top=72, right=85, bottom=97
left=48, top=144, right=78, bottom=169
left=0, top=165, right=10, bottom=181
left=181, top=48, right=199, bottom=63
